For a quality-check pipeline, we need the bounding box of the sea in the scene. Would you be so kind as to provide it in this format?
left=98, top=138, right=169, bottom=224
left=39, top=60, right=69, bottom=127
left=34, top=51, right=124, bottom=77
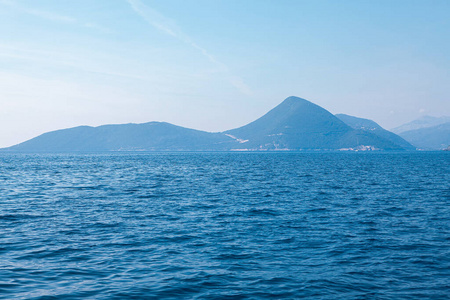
left=0, top=152, right=449, bottom=299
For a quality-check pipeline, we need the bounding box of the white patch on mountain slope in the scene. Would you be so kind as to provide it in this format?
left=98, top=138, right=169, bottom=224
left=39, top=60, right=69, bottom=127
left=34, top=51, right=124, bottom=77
left=225, top=134, right=248, bottom=143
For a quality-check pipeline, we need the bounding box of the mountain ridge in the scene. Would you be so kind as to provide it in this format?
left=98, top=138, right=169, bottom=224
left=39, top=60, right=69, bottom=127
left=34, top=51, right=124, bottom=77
left=391, top=115, right=450, bottom=134
left=390, top=116, right=450, bottom=150
left=335, top=114, right=415, bottom=150
left=397, top=122, right=450, bottom=150
left=5, top=122, right=236, bottom=152
left=2, top=96, right=416, bottom=152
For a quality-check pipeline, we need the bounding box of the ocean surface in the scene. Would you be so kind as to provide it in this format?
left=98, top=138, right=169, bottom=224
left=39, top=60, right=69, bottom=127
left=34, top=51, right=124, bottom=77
left=0, top=152, right=449, bottom=299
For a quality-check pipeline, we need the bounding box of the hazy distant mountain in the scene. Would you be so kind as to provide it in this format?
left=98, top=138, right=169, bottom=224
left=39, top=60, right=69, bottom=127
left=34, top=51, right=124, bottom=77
left=397, top=122, right=450, bottom=150
left=391, top=116, right=450, bottom=134
left=224, top=97, right=410, bottom=150
left=2, top=96, right=415, bottom=152
left=336, top=114, right=415, bottom=150
left=4, top=122, right=237, bottom=152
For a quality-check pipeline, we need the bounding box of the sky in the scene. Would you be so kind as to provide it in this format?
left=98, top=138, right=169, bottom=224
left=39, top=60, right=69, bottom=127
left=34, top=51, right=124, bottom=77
left=1, top=0, right=449, bottom=147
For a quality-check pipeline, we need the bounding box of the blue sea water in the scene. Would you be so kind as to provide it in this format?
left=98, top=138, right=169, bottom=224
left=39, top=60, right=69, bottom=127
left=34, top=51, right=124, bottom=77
left=0, top=152, right=449, bottom=299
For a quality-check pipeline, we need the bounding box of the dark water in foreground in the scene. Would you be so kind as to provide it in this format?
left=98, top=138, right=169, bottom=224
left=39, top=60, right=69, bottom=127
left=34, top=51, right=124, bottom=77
left=0, top=152, right=449, bottom=299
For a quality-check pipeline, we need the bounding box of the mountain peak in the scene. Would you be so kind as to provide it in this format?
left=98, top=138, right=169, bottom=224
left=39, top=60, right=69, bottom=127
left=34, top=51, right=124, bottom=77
left=278, top=96, right=319, bottom=109
left=225, top=96, right=355, bottom=149
left=224, top=96, right=412, bottom=150
left=282, top=96, right=310, bottom=103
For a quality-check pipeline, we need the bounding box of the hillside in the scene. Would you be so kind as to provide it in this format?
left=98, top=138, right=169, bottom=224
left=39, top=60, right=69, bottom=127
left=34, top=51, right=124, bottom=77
left=4, top=122, right=237, bottom=152
left=225, top=97, right=410, bottom=150
left=336, top=114, right=415, bottom=150
left=398, top=122, right=450, bottom=150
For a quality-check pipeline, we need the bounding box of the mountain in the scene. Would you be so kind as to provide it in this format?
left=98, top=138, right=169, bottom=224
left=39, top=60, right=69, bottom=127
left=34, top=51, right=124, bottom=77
left=4, top=122, right=237, bottom=152
left=224, top=97, right=410, bottom=150
left=397, top=122, right=450, bottom=150
left=335, top=114, right=415, bottom=150
left=391, top=115, right=450, bottom=134
left=2, top=96, right=415, bottom=152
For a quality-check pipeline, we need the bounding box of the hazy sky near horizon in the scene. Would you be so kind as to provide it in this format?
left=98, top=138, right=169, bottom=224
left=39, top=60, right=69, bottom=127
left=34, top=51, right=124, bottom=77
left=1, top=0, right=449, bottom=147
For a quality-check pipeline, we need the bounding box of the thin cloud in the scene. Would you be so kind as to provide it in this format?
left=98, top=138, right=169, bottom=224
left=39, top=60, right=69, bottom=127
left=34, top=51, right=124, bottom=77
left=0, top=0, right=109, bottom=33
left=0, top=43, right=162, bottom=82
left=26, top=8, right=76, bottom=23
left=126, top=0, right=253, bottom=96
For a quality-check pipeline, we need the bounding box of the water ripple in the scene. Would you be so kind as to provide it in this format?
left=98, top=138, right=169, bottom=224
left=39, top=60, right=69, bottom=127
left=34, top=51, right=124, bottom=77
left=0, top=152, right=449, bottom=299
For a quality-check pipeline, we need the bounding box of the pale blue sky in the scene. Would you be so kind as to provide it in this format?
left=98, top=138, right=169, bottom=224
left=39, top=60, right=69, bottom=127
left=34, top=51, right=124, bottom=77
left=1, top=0, right=449, bottom=147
